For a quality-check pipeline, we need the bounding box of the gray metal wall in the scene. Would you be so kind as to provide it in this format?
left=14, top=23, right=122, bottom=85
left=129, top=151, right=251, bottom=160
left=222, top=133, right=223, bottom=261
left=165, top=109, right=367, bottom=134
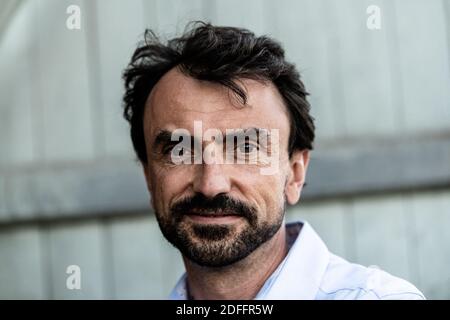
left=0, top=0, right=449, bottom=299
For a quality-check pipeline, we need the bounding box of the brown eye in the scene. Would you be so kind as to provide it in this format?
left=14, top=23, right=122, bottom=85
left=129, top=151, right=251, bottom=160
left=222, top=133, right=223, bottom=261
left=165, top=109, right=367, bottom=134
left=238, top=142, right=258, bottom=154
left=162, top=145, right=176, bottom=155
left=170, top=145, right=191, bottom=156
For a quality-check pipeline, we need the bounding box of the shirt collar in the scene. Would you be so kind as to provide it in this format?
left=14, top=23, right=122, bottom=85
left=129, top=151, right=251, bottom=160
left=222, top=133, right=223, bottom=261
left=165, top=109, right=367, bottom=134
left=168, top=221, right=330, bottom=300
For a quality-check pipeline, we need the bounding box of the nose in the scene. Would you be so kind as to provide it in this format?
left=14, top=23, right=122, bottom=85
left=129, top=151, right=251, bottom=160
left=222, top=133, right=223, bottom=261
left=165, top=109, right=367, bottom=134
left=193, top=163, right=231, bottom=198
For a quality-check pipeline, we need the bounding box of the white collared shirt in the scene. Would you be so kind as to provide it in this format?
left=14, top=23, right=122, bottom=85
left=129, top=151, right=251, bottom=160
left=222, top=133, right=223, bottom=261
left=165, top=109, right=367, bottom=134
left=169, top=221, right=425, bottom=300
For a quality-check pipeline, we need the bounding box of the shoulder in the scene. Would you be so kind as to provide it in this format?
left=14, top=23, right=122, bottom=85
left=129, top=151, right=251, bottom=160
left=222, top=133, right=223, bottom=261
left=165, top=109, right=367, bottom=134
left=316, top=254, right=425, bottom=300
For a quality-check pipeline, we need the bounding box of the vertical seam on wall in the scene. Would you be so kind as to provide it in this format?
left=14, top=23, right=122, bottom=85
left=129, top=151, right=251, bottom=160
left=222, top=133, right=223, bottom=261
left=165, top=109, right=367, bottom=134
left=262, top=0, right=277, bottom=37
left=38, top=223, right=54, bottom=299
left=402, top=191, right=421, bottom=290
left=323, top=0, right=348, bottom=137
left=101, top=217, right=116, bottom=299
left=260, top=0, right=270, bottom=35
left=343, top=198, right=356, bottom=261
left=30, top=0, right=45, bottom=161
left=84, top=0, right=105, bottom=158
left=202, top=0, right=216, bottom=23
left=3, top=173, right=12, bottom=220
left=142, top=0, right=159, bottom=31
left=443, top=0, right=450, bottom=97
left=385, top=0, right=406, bottom=134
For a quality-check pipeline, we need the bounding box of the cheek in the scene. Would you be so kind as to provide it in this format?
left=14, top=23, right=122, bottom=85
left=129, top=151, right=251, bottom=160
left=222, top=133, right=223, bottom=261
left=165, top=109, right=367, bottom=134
left=260, top=181, right=286, bottom=223
left=149, top=165, right=193, bottom=211
left=264, top=176, right=287, bottom=211
left=236, top=168, right=286, bottom=217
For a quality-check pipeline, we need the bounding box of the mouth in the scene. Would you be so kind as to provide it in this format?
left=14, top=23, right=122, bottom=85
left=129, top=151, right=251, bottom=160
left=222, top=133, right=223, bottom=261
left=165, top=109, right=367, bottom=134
left=185, top=210, right=243, bottom=224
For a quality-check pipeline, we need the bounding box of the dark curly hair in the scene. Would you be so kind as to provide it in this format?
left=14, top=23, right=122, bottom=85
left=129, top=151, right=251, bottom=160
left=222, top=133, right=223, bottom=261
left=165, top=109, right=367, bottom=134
left=123, top=21, right=315, bottom=163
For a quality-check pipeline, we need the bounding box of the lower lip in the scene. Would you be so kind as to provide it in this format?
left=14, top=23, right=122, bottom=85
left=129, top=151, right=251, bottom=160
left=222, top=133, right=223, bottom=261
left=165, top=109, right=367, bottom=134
left=186, top=215, right=242, bottom=224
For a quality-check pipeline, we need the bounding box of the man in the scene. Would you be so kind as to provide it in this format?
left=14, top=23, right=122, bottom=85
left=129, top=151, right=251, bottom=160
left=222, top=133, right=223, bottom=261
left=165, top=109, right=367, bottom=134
left=122, top=22, right=424, bottom=300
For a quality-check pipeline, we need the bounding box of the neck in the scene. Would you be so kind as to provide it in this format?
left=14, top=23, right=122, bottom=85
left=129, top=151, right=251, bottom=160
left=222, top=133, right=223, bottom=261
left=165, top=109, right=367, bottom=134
left=183, top=225, right=288, bottom=300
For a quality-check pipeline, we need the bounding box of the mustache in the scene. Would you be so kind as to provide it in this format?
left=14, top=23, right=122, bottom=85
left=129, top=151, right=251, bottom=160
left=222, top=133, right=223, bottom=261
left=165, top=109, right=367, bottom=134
left=170, top=193, right=257, bottom=222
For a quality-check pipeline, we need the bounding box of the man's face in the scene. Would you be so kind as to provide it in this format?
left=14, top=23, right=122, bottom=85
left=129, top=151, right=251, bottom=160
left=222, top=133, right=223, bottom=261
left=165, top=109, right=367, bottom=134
left=142, top=68, right=308, bottom=267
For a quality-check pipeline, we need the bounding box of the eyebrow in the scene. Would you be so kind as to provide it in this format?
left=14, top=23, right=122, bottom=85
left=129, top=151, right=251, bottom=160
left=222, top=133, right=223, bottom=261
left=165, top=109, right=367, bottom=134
left=224, top=128, right=271, bottom=142
left=152, top=127, right=271, bottom=152
left=152, top=130, right=182, bottom=153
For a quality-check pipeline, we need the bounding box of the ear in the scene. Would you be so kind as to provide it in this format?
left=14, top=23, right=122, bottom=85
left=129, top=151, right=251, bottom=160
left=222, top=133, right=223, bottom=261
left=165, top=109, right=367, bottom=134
left=285, top=150, right=310, bottom=205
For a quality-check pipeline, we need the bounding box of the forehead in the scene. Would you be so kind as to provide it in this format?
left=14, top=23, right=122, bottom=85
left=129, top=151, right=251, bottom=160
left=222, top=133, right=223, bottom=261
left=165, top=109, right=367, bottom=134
left=144, top=67, right=290, bottom=135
